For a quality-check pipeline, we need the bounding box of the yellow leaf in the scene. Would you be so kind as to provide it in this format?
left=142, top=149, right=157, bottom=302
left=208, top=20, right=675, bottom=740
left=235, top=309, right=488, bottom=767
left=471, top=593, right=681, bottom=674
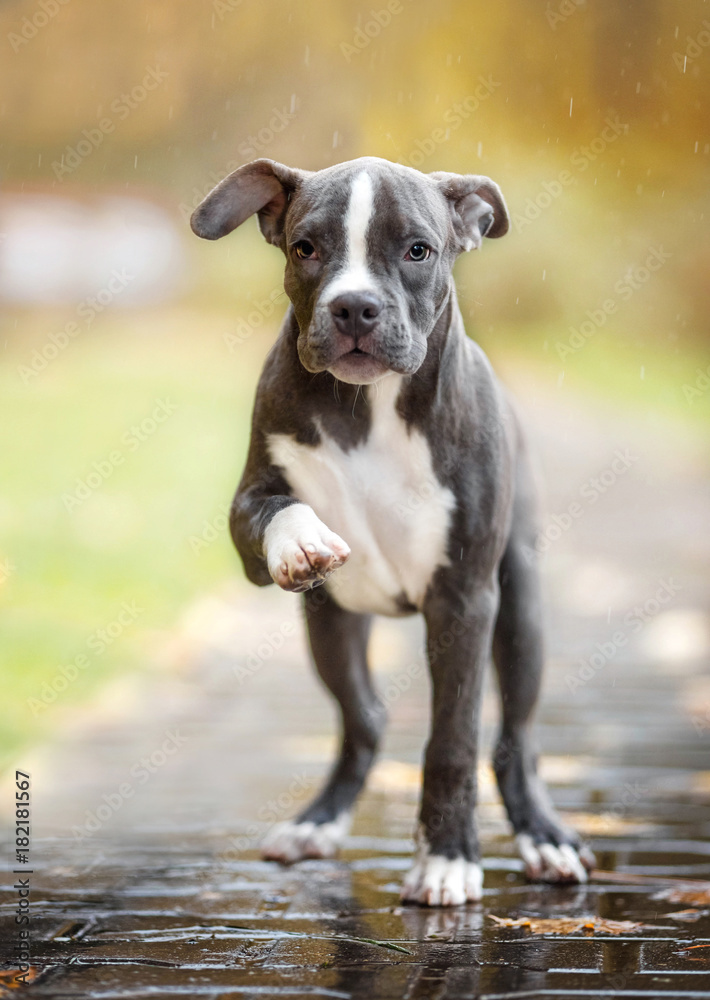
left=488, top=914, right=648, bottom=935
left=655, top=887, right=710, bottom=906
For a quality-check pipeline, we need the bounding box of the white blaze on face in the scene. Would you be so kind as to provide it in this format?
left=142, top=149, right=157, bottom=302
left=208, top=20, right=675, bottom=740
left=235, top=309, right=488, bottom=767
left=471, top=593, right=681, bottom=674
left=325, top=170, right=378, bottom=301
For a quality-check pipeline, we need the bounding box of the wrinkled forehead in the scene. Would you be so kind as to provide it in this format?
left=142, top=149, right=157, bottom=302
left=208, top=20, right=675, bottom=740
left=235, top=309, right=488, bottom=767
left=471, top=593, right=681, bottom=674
left=287, top=159, right=451, bottom=246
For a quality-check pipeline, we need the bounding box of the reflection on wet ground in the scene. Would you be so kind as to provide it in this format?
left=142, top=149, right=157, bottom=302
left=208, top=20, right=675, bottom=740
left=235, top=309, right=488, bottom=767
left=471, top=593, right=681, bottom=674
left=1, top=388, right=709, bottom=998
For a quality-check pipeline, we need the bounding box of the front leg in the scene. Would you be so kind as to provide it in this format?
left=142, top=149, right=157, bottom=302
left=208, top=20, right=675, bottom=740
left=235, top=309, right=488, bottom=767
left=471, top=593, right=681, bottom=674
left=401, top=581, right=499, bottom=907
left=231, top=473, right=350, bottom=592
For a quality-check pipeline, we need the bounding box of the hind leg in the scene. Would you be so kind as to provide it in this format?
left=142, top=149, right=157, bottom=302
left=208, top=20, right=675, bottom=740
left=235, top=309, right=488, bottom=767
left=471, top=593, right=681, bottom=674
left=262, top=585, right=386, bottom=863
left=493, top=462, right=594, bottom=883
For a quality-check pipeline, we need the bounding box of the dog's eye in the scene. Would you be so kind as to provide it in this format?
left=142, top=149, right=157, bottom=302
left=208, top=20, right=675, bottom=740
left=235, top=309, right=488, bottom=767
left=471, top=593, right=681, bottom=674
left=405, top=243, right=431, bottom=262
left=293, top=240, right=317, bottom=260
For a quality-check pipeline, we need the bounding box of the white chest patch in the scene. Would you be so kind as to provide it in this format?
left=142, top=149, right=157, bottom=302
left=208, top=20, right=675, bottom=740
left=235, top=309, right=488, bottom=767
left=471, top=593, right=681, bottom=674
left=267, top=375, right=455, bottom=616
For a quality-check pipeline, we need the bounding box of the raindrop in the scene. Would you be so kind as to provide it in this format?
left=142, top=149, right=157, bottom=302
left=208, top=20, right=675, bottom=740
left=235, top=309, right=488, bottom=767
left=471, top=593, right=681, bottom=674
left=569, top=97, right=573, bottom=117
left=640, top=366, right=645, bottom=380
left=557, top=371, right=565, bottom=386
left=476, top=141, right=482, bottom=158
left=134, top=155, right=138, bottom=169
left=333, top=131, right=339, bottom=148
left=542, top=269, right=546, bottom=281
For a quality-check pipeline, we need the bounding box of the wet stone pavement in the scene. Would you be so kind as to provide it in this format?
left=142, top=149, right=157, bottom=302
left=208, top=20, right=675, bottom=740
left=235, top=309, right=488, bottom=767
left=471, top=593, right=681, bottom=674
left=2, top=381, right=710, bottom=998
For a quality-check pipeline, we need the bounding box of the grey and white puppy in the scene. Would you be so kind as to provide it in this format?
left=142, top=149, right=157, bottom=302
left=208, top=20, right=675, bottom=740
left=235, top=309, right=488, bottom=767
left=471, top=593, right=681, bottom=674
left=191, top=156, right=594, bottom=906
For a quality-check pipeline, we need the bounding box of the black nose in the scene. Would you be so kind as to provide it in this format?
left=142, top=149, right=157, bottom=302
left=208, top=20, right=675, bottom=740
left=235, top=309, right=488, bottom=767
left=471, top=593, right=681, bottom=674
left=329, top=291, right=383, bottom=338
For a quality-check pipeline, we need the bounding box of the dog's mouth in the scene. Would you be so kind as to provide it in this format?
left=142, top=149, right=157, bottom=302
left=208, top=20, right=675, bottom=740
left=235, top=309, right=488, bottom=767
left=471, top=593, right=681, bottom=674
left=327, top=345, right=391, bottom=385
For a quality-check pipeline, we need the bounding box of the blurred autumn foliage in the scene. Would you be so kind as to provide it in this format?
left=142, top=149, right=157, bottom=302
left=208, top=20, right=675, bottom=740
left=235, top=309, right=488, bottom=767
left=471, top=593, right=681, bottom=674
left=1, top=0, right=708, bottom=361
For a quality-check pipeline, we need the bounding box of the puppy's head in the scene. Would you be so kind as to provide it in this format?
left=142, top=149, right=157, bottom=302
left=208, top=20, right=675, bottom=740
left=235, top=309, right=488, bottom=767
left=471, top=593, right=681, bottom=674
left=191, top=156, right=508, bottom=384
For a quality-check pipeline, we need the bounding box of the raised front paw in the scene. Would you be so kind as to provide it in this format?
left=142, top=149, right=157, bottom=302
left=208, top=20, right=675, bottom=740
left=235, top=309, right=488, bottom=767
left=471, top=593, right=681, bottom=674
left=264, top=503, right=350, bottom=593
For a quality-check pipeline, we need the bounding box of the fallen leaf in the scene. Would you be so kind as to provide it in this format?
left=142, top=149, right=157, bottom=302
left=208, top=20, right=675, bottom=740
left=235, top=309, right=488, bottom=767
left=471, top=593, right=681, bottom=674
left=666, top=908, right=707, bottom=922
left=488, top=914, right=648, bottom=936
left=654, top=887, right=710, bottom=906
left=0, top=967, right=40, bottom=990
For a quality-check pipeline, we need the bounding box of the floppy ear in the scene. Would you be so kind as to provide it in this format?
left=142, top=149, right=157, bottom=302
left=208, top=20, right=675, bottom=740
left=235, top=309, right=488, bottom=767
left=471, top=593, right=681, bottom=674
left=430, top=171, right=509, bottom=252
left=190, top=158, right=308, bottom=246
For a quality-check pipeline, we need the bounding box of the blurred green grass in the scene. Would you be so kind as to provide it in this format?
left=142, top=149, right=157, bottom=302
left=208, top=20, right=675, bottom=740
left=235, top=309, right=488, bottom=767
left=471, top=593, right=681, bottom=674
left=1, top=213, right=708, bottom=765
left=0, top=299, right=263, bottom=762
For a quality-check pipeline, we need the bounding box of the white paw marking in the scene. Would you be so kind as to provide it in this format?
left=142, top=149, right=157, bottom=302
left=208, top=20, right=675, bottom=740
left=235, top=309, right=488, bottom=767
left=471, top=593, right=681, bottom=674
left=263, top=504, right=350, bottom=592
left=401, top=839, right=482, bottom=907
left=516, top=834, right=593, bottom=883
left=261, top=814, right=351, bottom=864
